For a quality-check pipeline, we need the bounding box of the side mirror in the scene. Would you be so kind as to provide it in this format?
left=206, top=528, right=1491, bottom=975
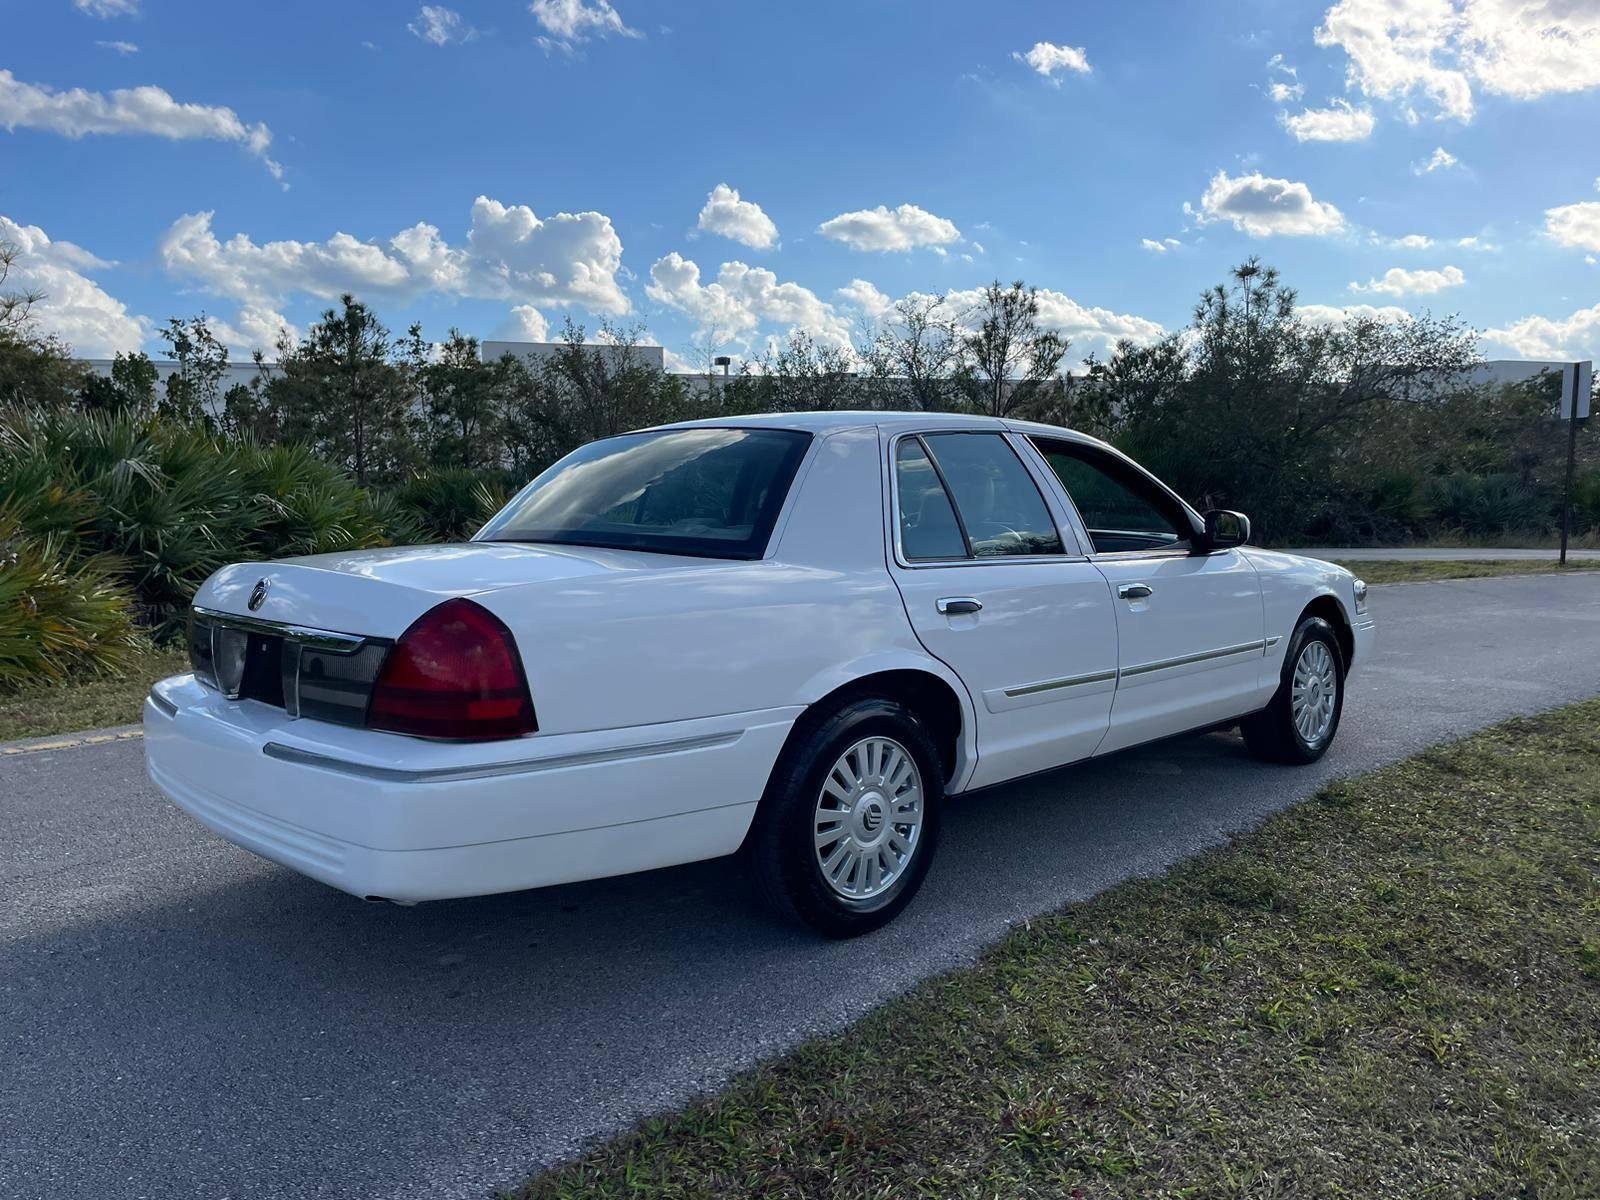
left=1203, top=509, right=1250, bottom=550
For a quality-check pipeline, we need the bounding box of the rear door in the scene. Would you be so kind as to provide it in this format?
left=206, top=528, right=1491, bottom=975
left=1024, top=436, right=1267, bottom=754
left=887, top=430, right=1119, bottom=789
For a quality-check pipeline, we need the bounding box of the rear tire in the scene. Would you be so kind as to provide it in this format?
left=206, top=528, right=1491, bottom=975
left=1242, top=615, right=1345, bottom=764
left=747, top=696, right=943, bottom=937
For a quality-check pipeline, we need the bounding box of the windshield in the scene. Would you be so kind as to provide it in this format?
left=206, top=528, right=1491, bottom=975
left=477, top=428, right=812, bottom=559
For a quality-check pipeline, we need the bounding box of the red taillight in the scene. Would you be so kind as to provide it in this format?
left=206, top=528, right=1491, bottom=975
left=367, top=599, right=536, bottom=740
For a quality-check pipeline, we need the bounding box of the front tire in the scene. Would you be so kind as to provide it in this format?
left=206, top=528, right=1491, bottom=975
left=1242, top=615, right=1345, bottom=764
left=747, top=697, right=943, bottom=937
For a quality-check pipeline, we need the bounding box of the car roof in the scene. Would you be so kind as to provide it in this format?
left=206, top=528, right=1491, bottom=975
left=648, top=409, right=1108, bottom=447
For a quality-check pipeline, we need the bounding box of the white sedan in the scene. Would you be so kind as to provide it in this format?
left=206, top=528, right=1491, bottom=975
left=146, top=412, right=1374, bottom=935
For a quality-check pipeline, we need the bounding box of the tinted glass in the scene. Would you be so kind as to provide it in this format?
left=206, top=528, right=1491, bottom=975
left=923, top=433, right=1063, bottom=557
left=895, top=438, right=967, bottom=560
left=478, top=428, right=811, bottom=559
left=1033, top=439, right=1188, bottom=553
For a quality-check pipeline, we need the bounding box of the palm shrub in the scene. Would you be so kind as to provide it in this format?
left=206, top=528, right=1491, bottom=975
left=386, top=468, right=515, bottom=541
left=1424, top=472, right=1553, bottom=538
left=0, top=506, right=135, bottom=690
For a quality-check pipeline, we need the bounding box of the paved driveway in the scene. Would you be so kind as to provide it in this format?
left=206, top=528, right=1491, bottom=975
left=1290, top=546, right=1599, bottom=561
left=5, top=573, right=1600, bottom=1200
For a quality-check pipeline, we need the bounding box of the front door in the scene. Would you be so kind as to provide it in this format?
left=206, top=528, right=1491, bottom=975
left=1025, top=436, right=1267, bottom=755
left=887, top=431, right=1120, bottom=789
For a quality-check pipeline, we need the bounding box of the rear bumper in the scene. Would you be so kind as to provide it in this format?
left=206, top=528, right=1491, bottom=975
left=144, top=674, right=798, bottom=902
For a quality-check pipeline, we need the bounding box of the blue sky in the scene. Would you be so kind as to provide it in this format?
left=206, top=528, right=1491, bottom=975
left=4, top=0, right=1599, bottom=368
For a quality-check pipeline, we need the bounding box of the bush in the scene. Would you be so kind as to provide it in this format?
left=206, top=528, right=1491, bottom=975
left=0, top=507, right=135, bottom=690
left=1423, top=472, right=1554, bottom=538
left=384, top=468, right=515, bottom=541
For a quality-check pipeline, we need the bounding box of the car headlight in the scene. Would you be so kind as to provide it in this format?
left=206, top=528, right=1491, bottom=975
left=1353, top=578, right=1368, bottom=615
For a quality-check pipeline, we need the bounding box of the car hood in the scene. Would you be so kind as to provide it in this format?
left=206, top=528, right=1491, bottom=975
left=193, top=541, right=716, bottom=639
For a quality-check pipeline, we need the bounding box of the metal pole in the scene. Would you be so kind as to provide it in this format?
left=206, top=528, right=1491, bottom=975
left=1560, top=360, right=1580, bottom=567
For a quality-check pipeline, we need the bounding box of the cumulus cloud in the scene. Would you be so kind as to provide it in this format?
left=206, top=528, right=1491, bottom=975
left=1012, top=41, right=1091, bottom=78
left=531, top=0, right=640, bottom=52
left=1392, top=233, right=1433, bottom=248
left=1413, top=145, right=1459, bottom=174
left=1192, top=170, right=1347, bottom=237
left=1485, top=302, right=1600, bottom=361
left=160, top=196, right=630, bottom=323
left=409, top=5, right=476, bottom=45
left=1315, top=0, right=1600, bottom=123
left=836, top=278, right=893, bottom=319
left=646, top=252, right=853, bottom=349
left=0, top=214, right=149, bottom=355
left=818, top=203, right=962, bottom=252
left=207, top=306, right=301, bottom=357
left=1281, top=99, right=1376, bottom=141
left=96, top=40, right=139, bottom=54
left=0, top=69, right=284, bottom=184
left=1351, top=264, right=1465, bottom=295
left=493, top=304, right=551, bottom=342
left=696, top=184, right=778, bottom=250
left=1298, top=302, right=1415, bottom=326
left=1546, top=201, right=1600, bottom=252
left=74, top=0, right=138, bottom=15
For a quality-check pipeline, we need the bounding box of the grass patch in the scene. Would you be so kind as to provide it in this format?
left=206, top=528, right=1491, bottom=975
left=1331, top=557, right=1600, bottom=585
left=512, top=703, right=1600, bottom=1199
left=0, top=646, right=187, bottom=742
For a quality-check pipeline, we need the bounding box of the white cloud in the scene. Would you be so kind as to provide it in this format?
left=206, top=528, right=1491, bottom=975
left=207, top=306, right=301, bottom=358
left=1013, top=41, right=1091, bottom=78
left=1315, top=0, right=1600, bottom=124
left=159, top=196, right=630, bottom=318
left=836, top=279, right=893, bottom=319
left=1412, top=145, right=1459, bottom=174
left=1351, top=264, right=1465, bottom=295
left=0, top=214, right=149, bottom=355
left=1485, top=302, right=1600, bottom=361
left=939, top=285, right=1164, bottom=359
left=96, top=40, right=139, bottom=54
left=1266, top=53, right=1305, bottom=101
left=1393, top=233, right=1433, bottom=248
left=409, top=6, right=476, bottom=46
left=818, top=203, right=962, bottom=252
left=646, top=252, right=853, bottom=350
left=493, top=304, right=551, bottom=342
left=1299, top=302, right=1415, bottom=326
left=74, top=0, right=138, bottom=15
left=1281, top=99, right=1376, bottom=141
left=1141, top=238, right=1169, bottom=253
left=695, top=184, right=778, bottom=250
left=1545, top=201, right=1600, bottom=252
left=531, top=0, right=640, bottom=52
left=0, top=69, right=284, bottom=183
left=1193, top=170, right=1347, bottom=237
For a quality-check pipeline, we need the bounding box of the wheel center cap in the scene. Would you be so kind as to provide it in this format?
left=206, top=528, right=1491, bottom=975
left=856, top=792, right=886, bottom=840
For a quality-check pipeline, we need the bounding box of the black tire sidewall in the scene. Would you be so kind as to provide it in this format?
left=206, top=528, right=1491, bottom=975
left=1278, top=617, right=1345, bottom=760
left=755, top=698, right=944, bottom=936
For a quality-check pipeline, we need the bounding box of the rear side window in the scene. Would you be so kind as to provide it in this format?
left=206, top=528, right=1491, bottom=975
left=894, top=432, right=1064, bottom=561
left=478, top=428, right=811, bottom=560
left=895, top=438, right=967, bottom=560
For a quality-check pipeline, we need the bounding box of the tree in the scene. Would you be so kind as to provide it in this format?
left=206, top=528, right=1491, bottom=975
left=0, top=240, right=89, bottom=407
left=959, top=281, right=1069, bottom=418
left=265, top=295, right=413, bottom=484
left=79, top=352, right=158, bottom=416
left=864, top=294, right=966, bottom=412
left=158, top=316, right=228, bottom=427
left=419, top=329, right=507, bottom=470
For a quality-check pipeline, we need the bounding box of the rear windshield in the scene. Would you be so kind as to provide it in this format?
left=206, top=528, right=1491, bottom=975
left=477, top=428, right=812, bottom=559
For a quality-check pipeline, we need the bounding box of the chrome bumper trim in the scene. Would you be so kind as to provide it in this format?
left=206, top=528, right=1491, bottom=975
left=261, top=730, right=744, bottom=784
left=191, top=606, right=371, bottom=654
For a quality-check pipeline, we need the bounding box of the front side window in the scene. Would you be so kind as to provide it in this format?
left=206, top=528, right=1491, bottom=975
left=1031, top=437, right=1191, bottom=554
left=895, top=432, right=1064, bottom=560
left=478, top=428, right=811, bottom=559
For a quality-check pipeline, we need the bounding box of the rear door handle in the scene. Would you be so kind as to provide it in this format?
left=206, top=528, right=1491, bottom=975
left=1117, top=583, right=1153, bottom=600
left=936, top=596, right=983, bottom=616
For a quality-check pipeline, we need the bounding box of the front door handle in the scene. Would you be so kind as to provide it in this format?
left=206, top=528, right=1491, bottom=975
left=936, top=596, right=983, bottom=616
left=1117, top=583, right=1153, bottom=600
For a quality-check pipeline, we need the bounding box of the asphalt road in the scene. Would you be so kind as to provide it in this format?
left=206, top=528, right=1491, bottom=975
left=6, top=573, right=1600, bottom=1200
left=1290, top=546, right=1600, bottom=561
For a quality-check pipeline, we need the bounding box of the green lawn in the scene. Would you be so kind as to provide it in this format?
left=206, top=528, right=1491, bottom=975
left=1330, top=557, right=1600, bottom=585
left=0, top=647, right=188, bottom=742
left=512, top=702, right=1600, bottom=1199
